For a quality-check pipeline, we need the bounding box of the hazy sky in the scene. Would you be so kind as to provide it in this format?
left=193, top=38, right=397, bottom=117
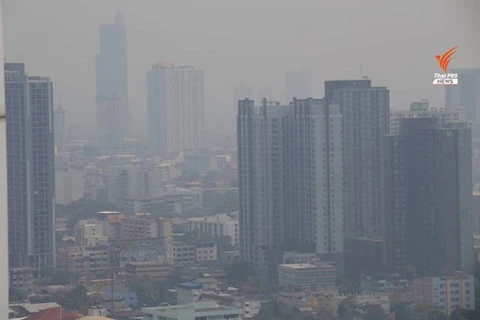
left=3, top=0, right=480, bottom=136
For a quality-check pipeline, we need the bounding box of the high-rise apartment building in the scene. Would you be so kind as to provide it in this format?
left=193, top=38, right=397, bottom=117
left=147, top=64, right=204, bottom=156
left=383, top=118, right=473, bottom=276
left=5, top=63, right=56, bottom=270
left=53, top=104, right=67, bottom=161
left=285, top=68, right=312, bottom=102
left=238, top=98, right=344, bottom=284
left=0, top=4, right=9, bottom=315
left=325, top=80, right=390, bottom=239
left=96, top=97, right=124, bottom=153
left=96, top=11, right=128, bottom=152
left=446, top=69, right=480, bottom=146
left=390, top=100, right=462, bottom=134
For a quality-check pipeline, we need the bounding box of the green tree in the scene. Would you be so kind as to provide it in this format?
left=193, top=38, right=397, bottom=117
left=125, top=275, right=168, bottom=308
left=225, top=261, right=255, bottom=286
left=411, top=305, right=447, bottom=320
left=337, top=277, right=360, bottom=294
left=391, top=302, right=413, bottom=320
left=9, top=288, right=25, bottom=302
left=337, top=297, right=361, bottom=320
left=362, top=304, right=388, bottom=320
left=55, top=285, right=90, bottom=312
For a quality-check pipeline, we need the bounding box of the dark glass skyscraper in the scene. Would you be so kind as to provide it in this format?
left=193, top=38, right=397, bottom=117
left=383, top=118, right=473, bottom=276
left=5, top=63, right=55, bottom=270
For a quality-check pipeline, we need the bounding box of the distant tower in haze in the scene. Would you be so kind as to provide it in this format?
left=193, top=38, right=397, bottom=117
left=96, top=11, right=128, bottom=152
left=147, top=64, right=205, bottom=156
left=54, top=105, right=67, bottom=162
left=96, top=97, right=124, bottom=154
left=5, top=63, right=56, bottom=270
left=285, top=67, right=312, bottom=102
left=0, top=3, right=9, bottom=315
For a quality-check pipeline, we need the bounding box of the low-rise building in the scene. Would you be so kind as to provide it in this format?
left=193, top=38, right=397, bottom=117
left=55, top=168, right=85, bottom=206
left=56, top=246, right=109, bottom=277
left=278, top=264, right=336, bottom=291
left=413, top=273, right=475, bottom=315
left=9, top=268, right=34, bottom=294
left=121, top=212, right=172, bottom=242
left=167, top=242, right=217, bottom=266
left=336, top=293, right=390, bottom=314
left=142, top=301, right=244, bottom=320
left=187, top=213, right=239, bottom=245
left=176, top=281, right=204, bottom=304
left=125, top=261, right=172, bottom=282
left=75, top=219, right=108, bottom=247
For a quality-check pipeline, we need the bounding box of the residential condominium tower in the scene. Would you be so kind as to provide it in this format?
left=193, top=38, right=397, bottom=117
left=382, top=118, right=473, bottom=276
left=5, top=63, right=56, bottom=270
left=147, top=63, right=204, bottom=156
left=237, top=98, right=344, bottom=284
left=325, top=80, right=390, bottom=240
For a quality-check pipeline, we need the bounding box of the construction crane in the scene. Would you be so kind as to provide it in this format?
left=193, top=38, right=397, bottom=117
left=92, top=227, right=144, bottom=313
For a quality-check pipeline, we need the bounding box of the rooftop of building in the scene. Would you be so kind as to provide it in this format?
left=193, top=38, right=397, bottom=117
left=126, top=260, right=171, bottom=267
left=142, top=301, right=243, bottom=315
left=177, top=281, right=203, bottom=289
left=278, top=263, right=319, bottom=270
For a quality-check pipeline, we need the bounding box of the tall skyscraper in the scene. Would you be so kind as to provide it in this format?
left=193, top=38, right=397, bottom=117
left=147, top=64, right=204, bottom=156
left=325, top=80, right=390, bottom=239
left=0, top=3, right=10, bottom=315
left=96, top=97, right=124, bottom=154
left=96, top=11, right=128, bottom=151
left=5, top=63, right=56, bottom=270
left=446, top=69, right=480, bottom=147
left=234, top=83, right=254, bottom=115
left=285, top=67, right=312, bottom=102
left=383, top=118, right=473, bottom=276
left=53, top=105, right=67, bottom=161
left=238, top=98, right=344, bottom=284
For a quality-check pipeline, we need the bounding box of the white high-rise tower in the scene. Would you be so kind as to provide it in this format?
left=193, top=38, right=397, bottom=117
left=0, top=1, right=10, bottom=316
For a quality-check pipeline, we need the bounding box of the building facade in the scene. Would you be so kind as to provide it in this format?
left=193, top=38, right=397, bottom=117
left=96, top=11, right=129, bottom=141
left=0, top=5, right=9, bottom=315
left=96, top=97, right=124, bottom=154
left=55, top=168, right=84, bottom=205
left=414, top=274, right=475, bottom=315
left=187, top=213, right=239, bottom=246
left=53, top=104, right=67, bottom=162
left=238, top=98, right=345, bottom=284
left=147, top=64, right=204, bottom=156
left=390, top=100, right=461, bottom=134
left=5, top=63, right=56, bottom=270
left=383, top=118, right=473, bottom=275
left=278, top=264, right=336, bottom=291
left=325, top=79, right=390, bottom=240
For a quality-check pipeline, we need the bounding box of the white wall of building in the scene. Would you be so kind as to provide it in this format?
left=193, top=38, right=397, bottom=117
left=55, top=168, right=84, bottom=205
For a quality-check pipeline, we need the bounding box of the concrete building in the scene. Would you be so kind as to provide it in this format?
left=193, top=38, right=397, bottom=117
left=383, top=118, right=473, bottom=275
left=414, top=273, right=475, bottom=315
left=117, top=185, right=202, bottom=215
left=5, top=63, right=56, bottom=270
left=0, top=6, right=9, bottom=315
left=53, top=104, right=67, bottom=161
left=75, top=220, right=108, bottom=247
left=336, top=293, right=390, bottom=314
left=147, top=64, right=204, bottom=156
left=238, top=98, right=345, bottom=284
left=9, top=268, right=34, bottom=294
left=55, top=168, right=84, bottom=205
left=176, top=281, right=203, bottom=305
left=446, top=68, right=480, bottom=145
left=142, top=301, right=244, bottom=320
left=167, top=242, right=217, bottom=266
left=285, top=67, right=312, bottom=102
left=121, top=213, right=172, bottom=242
left=278, top=264, right=336, bottom=291
left=96, top=97, right=124, bottom=154
left=187, top=213, right=239, bottom=245
left=390, top=100, right=462, bottom=134
left=184, top=152, right=217, bottom=172
left=56, top=246, right=109, bottom=277
left=325, top=79, right=390, bottom=239
left=345, top=237, right=383, bottom=279
left=125, top=261, right=172, bottom=282
left=96, top=11, right=129, bottom=139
